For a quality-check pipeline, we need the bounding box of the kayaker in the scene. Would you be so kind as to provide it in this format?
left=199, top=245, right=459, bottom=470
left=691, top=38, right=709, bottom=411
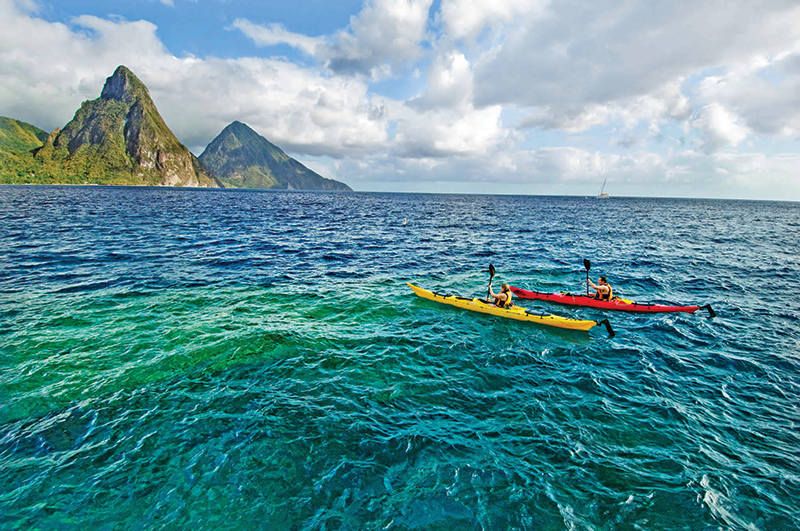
left=488, top=282, right=514, bottom=308
left=588, top=276, right=613, bottom=300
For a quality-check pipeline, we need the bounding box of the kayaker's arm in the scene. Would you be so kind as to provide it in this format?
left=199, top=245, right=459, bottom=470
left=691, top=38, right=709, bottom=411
left=488, top=283, right=511, bottom=306
left=587, top=278, right=599, bottom=296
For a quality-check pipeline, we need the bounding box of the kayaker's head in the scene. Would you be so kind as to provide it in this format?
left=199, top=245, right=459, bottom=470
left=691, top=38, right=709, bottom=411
left=598, top=276, right=607, bottom=285
left=501, top=283, right=510, bottom=292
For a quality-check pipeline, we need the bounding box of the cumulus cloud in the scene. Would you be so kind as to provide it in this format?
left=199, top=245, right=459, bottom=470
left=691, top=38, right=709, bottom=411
left=318, top=0, right=434, bottom=78
left=691, top=103, right=750, bottom=154
left=473, top=0, right=800, bottom=127
left=407, top=51, right=473, bottom=111
left=149, top=58, right=391, bottom=156
left=0, top=3, right=171, bottom=131
left=438, top=0, right=547, bottom=42
left=393, top=104, right=506, bottom=158
left=517, top=79, right=691, bottom=136
left=691, top=49, right=800, bottom=139
left=232, top=0, right=435, bottom=79
left=397, top=50, right=514, bottom=157
left=339, top=146, right=656, bottom=193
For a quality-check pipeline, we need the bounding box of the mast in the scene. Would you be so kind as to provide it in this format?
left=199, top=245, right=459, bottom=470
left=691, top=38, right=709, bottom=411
left=597, top=179, right=609, bottom=198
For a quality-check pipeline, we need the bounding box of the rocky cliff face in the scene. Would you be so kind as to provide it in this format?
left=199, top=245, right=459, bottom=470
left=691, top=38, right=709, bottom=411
left=199, top=121, right=351, bottom=191
left=34, top=66, right=220, bottom=187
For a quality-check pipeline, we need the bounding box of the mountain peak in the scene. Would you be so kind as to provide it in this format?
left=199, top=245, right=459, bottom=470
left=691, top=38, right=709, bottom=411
left=218, top=121, right=282, bottom=148
left=220, top=121, right=262, bottom=141
left=100, top=65, right=152, bottom=104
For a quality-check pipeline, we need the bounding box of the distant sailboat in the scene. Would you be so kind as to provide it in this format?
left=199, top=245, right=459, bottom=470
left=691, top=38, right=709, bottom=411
left=596, top=179, right=610, bottom=199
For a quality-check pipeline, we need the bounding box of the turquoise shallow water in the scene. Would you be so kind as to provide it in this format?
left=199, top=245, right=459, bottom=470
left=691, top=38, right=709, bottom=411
left=1, top=186, right=799, bottom=530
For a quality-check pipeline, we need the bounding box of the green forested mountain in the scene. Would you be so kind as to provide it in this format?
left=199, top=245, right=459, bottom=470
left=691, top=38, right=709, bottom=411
left=199, top=121, right=351, bottom=191
left=0, top=66, right=220, bottom=187
left=33, top=66, right=219, bottom=187
left=0, top=118, right=48, bottom=183
left=0, top=117, right=48, bottom=154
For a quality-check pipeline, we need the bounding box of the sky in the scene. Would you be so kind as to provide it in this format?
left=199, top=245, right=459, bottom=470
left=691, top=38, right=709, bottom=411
left=2, top=0, right=800, bottom=199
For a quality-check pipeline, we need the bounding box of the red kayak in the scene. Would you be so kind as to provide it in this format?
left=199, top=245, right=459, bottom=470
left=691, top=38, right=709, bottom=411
left=509, top=287, right=716, bottom=316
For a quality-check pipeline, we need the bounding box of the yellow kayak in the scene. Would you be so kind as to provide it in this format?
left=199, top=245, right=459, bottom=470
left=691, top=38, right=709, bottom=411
left=408, top=283, right=614, bottom=336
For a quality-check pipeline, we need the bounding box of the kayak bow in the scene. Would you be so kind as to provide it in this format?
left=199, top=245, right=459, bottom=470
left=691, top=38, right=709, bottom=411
left=509, top=286, right=715, bottom=317
left=408, top=283, right=614, bottom=336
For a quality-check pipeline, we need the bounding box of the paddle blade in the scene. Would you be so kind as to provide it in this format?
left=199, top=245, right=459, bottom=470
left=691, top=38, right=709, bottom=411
left=584, top=258, right=591, bottom=295
left=487, top=264, right=496, bottom=301
left=703, top=304, right=716, bottom=318
left=598, top=319, right=615, bottom=338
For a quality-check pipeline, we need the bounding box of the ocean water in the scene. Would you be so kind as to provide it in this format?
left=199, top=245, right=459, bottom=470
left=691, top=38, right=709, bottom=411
left=0, top=185, right=798, bottom=531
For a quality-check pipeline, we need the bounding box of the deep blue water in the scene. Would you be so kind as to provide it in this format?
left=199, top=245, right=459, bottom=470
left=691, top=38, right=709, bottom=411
left=1, top=185, right=799, bottom=530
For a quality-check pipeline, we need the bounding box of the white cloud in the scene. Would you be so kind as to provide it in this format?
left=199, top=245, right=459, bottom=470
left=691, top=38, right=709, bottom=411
left=518, top=104, right=611, bottom=133
left=71, top=15, right=168, bottom=56
left=691, top=103, right=750, bottom=154
left=319, top=0, right=434, bottom=78
left=394, top=103, right=506, bottom=157
left=407, top=51, right=473, bottom=111
left=472, top=0, right=800, bottom=124
left=9, top=0, right=38, bottom=12
left=142, top=57, right=391, bottom=157
left=690, top=47, right=800, bottom=139
left=438, top=0, right=547, bottom=41
left=0, top=3, right=171, bottom=130
left=398, top=50, right=514, bottom=158
left=231, top=19, right=324, bottom=56
left=517, top=79, right=691, bottom=135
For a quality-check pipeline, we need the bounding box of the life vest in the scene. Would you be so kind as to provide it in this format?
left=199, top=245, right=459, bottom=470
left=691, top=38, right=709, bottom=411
left=496, top=289, right=513, bottom=308
left=595, top=284, right=612, bottom=300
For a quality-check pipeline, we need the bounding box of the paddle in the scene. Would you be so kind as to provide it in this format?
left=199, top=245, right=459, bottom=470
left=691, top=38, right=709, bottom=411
left=702, top=304, right=716, bottom=318
left=487, top=264, right=496, bottom=301
left=584, top=258, right=591, bottom=296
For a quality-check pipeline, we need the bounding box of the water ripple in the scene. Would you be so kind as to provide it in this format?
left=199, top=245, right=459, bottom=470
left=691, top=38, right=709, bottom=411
left=1, top=187, right=799, bottom=529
